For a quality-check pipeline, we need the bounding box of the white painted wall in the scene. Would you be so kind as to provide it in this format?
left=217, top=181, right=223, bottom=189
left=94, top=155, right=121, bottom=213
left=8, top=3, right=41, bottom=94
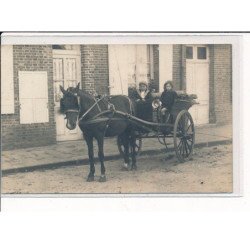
left=108, top=45, right=149, bottom=95
left=108, top=45, right=129, bottom=95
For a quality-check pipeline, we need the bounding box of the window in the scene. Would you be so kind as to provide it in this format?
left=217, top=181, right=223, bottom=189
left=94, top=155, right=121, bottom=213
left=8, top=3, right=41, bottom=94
left=52, top=45, right=66, bottom=49
left=52, top=45, right=79, bottom=50
left=186, top=46, right=193, bottom=59
left=19, top=71, right=49, bottom=124
left=1, top=45, right=14, bottom=114
left=197, top=47, right=207, bottom=59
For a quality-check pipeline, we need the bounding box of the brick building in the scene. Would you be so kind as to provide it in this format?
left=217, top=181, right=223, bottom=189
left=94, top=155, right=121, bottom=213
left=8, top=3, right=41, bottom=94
left=1, top=44, right=232, bottom=150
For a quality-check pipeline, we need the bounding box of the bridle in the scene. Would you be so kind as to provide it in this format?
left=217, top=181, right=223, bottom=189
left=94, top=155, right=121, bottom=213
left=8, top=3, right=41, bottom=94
left=65, top=109, right=79, bottom=114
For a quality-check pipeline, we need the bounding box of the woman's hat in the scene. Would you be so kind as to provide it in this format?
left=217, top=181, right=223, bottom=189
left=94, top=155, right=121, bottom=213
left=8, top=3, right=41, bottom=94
left=139, top=81, right=148, bottom=87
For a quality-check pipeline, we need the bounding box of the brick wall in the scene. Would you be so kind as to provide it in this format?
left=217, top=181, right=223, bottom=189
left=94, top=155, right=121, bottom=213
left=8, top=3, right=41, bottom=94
left=2, top=44, right=232, bottom=150
left=210, top=44, right=232, bottom=124
left=1, top=45, right=56, bottom=150
left=152, top=45, right=159, bottom=92
left=172, top=45, right=183, bottom=90
left=80, top=45, right=109, bottom=95
left=209, top=45, right=216, bottom=123
left=180, top=45, right=187, bottom=91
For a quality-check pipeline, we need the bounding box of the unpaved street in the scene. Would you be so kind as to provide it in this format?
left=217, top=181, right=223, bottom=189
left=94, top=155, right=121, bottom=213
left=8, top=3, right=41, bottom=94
left=2, top=144, right=232, bottom=194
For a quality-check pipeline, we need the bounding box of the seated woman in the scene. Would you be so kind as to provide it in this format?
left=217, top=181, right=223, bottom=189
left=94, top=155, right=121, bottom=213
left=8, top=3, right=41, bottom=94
left=160, top=81, right=177, bottom=122
left=129, top=81, right=153, bottom=121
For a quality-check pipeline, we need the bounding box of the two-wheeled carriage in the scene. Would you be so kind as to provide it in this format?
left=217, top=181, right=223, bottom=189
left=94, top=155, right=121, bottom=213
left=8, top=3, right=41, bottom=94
left=117, top=93, right=198, bottom=162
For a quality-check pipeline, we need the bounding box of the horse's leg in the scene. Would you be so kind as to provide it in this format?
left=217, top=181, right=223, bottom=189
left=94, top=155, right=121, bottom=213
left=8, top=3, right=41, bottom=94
left=130, top=132, right=137, bottom=170
left=96, top=136, right=106, bottom=182
left=85, top=134, right=95, bottom=182
left=119, top=133, right=130, bottom=171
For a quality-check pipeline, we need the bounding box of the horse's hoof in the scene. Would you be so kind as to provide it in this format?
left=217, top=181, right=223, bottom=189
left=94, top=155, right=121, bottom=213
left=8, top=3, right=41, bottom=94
left=121, top=166, right=129, bottom=171
left=99, top=175, right=107, bottom=182
left=131, top=165, right=137, bottom=171
left=121, top=163, right=129, bottom=171
left=87, top=176, right=94, bottom=182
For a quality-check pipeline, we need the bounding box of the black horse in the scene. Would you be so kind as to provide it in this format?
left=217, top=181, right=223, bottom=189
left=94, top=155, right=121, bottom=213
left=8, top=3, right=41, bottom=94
left=60, top=83, right=137, bottom=182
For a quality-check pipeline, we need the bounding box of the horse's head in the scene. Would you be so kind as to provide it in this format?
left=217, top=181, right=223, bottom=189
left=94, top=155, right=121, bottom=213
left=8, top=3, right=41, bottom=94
left=60, top=85, right=79, bottom=130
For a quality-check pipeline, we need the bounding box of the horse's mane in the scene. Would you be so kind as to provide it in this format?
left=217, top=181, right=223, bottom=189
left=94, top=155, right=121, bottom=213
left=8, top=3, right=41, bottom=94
left=67, top=86, right=94, bottom=99
left=78, top=89, right=94, bottom=98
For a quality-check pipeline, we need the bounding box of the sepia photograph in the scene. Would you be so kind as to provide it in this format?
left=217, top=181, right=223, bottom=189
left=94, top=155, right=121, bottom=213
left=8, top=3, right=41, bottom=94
left=1, top=33, right=239, bottom=195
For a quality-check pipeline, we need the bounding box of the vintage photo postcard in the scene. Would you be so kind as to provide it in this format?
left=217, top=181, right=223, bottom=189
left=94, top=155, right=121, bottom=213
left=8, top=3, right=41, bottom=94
left=0, top=33, right=241, bottom=196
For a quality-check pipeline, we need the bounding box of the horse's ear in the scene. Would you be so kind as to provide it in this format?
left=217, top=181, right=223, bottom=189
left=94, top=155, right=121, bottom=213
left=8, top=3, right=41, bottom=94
left=60, top=85, right=66, bottom=94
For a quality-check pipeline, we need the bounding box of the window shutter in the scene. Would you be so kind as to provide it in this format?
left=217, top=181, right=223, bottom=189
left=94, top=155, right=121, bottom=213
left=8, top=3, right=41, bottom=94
left=19, top=71, right=49, bottom=124
left=1, top=45, right=14, bottom=114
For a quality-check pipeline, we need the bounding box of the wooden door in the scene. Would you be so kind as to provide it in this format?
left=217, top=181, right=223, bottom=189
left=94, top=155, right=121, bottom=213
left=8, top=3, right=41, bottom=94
left=186, top=45, right=209, bottom=125
left=53, top=49, right=82, bottom=141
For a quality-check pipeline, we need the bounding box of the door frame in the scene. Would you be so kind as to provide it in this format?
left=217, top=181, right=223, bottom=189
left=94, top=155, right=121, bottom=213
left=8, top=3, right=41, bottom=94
left=185, top=45, right=210, bottom=125
left=53, top=48, right=82, bottom=141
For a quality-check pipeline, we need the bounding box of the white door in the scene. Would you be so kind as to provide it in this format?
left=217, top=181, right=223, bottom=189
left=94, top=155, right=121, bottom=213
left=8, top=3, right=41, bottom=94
left=186, top=45, right=209, bottom=125
left=108, top=45, right=149, bottom=95
left=53, top=49, right=82, bottom=141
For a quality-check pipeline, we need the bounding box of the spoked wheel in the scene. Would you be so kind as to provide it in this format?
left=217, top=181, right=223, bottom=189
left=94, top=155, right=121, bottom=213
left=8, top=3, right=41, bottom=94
left=117, top=136, right=142, bottom=157
left=173, top=110, right=195, bottom=162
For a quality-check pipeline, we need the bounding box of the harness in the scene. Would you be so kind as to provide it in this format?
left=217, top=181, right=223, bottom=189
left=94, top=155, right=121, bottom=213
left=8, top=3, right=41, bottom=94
left=78, top=95, right=104, bottom=122
left=64, top=90, right=134, bottom=138
left=65, top=109, right=79, bottom=114
left=67, top=92, right=115, bottom=136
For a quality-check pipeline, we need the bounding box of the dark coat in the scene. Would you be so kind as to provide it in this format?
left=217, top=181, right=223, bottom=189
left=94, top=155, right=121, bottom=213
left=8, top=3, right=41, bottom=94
left=129, top=88, right=153, bottom=121
left=129, top=89, right=153, bottom=102
left=160, top=90, right=178, bottom=111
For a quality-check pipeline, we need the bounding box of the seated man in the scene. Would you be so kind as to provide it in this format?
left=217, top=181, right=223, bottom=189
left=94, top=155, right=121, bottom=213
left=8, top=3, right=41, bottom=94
left=129, top=81, right=153, bottom=121
left=160, top=81, right=177, bottom=122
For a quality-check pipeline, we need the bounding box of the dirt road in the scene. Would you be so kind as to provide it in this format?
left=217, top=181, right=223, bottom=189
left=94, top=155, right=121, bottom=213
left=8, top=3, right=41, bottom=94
left=2, top=144, right=232, bottom=194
